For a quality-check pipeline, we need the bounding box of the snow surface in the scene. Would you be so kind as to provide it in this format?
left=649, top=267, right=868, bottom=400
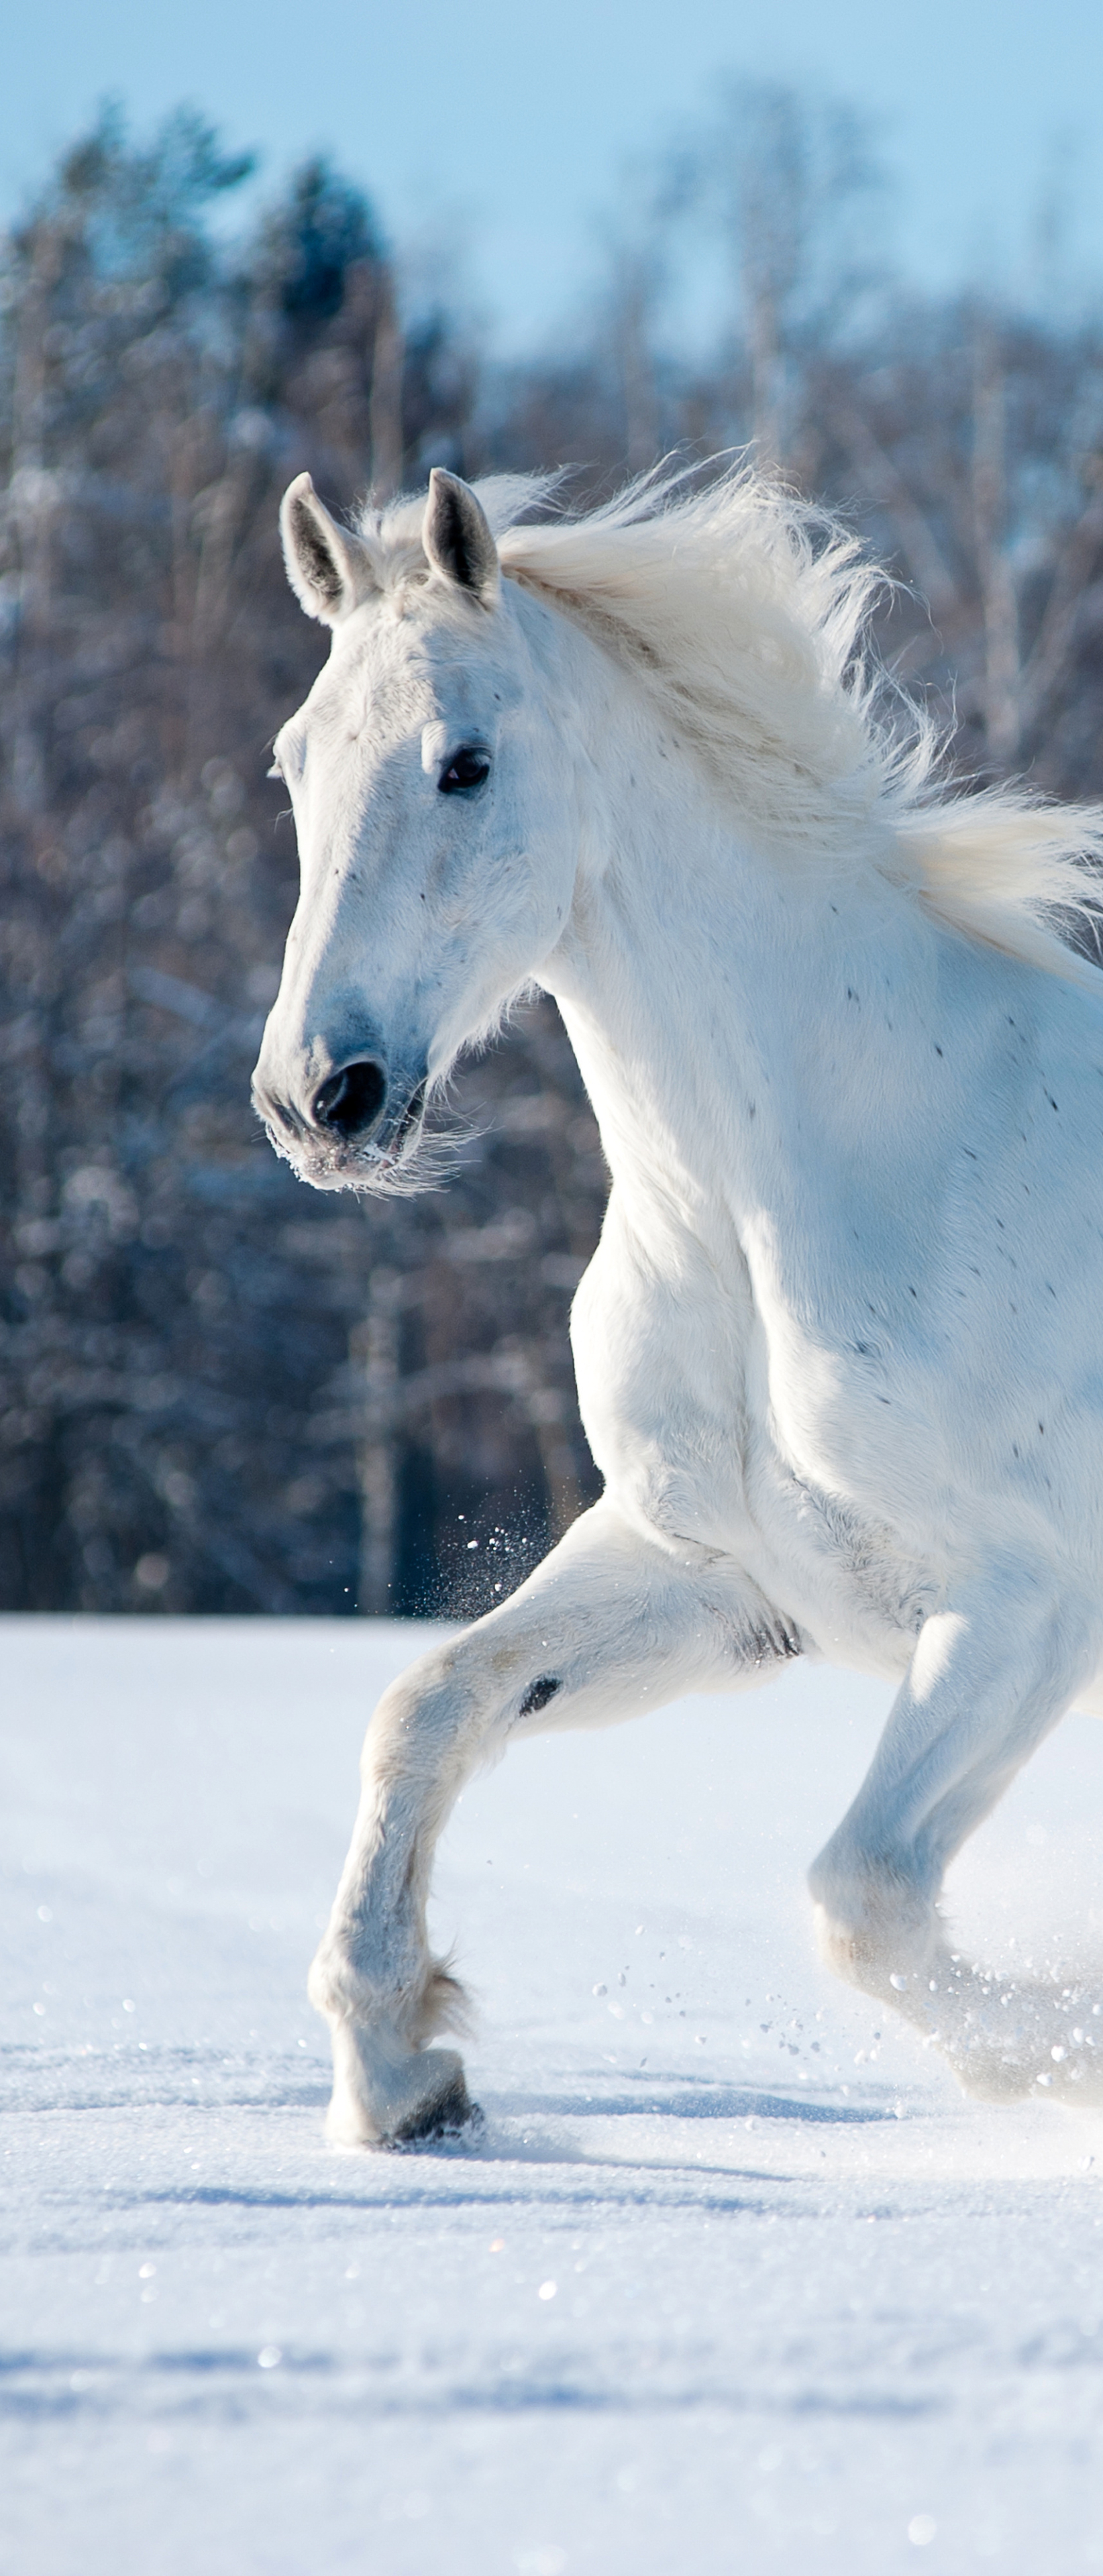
left=3, top=1615, right=1103, bottom=2575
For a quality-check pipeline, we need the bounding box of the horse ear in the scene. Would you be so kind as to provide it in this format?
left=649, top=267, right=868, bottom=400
left=422, top=468, right=499, bottom=606
left=280, top=473, right=375, bottom=625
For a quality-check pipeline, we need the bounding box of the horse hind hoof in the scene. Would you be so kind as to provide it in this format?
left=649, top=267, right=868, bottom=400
left=945, top=2047, right=1037, bottom=2105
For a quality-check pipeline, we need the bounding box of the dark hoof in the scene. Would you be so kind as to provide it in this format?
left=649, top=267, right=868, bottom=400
left=395, top=2073, right=482, bottom=2146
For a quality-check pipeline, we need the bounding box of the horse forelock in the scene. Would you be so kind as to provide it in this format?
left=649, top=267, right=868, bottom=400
left=355, top=459, right=1103, bottom=988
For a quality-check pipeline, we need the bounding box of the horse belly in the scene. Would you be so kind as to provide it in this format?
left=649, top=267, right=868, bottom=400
left=737, top=1430, right=935, bottom=1674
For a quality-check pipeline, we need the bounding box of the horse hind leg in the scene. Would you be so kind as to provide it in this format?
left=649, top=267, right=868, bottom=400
left=309, top=1496, right=802, bottom=2147
left=807, top=1566, right=1103, bottom=2103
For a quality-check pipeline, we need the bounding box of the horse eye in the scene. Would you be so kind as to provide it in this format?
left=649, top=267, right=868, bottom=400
left=438, top=746, right=490, bottom=795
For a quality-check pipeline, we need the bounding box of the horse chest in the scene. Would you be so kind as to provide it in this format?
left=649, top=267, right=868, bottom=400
left=572, top=1212, right=931, bottom=1660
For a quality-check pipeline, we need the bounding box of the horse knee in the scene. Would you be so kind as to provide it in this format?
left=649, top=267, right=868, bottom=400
left=360, top=1644, right=498, bottom=1827
left=364, top=1648, right=462, bottom=1770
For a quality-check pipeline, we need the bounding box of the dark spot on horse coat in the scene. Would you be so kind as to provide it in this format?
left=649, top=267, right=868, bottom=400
left=520, top=1674, right=561, bottom=1716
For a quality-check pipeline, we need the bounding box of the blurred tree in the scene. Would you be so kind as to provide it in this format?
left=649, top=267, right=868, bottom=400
left=246, top=155, right=404, bottom=496
left=708, top=81, right=890, bottom=468
left=0, top=111, right=602, bottom=1615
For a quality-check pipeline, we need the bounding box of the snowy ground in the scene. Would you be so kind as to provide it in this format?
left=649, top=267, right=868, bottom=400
left=3, top=1618, right=1103, bottom=2574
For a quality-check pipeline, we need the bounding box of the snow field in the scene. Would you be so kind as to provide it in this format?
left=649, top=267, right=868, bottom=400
left=3, top=1615, right=1103, bottom=2573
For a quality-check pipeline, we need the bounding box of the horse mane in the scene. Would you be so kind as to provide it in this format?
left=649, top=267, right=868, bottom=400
left=358, top=463, right=1103, bottom=986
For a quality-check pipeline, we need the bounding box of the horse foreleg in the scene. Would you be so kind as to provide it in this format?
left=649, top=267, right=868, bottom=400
left=808, top=1563, right=1102, bottom=2100
left=310, top=1497, right=801, bottom=2145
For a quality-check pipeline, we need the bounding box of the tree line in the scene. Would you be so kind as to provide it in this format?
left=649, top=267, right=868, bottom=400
left=2, top=95, right=1102, bottom=1615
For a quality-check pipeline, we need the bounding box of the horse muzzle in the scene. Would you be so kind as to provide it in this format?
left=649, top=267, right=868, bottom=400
left=251, top=1040, right=427, bottom=1188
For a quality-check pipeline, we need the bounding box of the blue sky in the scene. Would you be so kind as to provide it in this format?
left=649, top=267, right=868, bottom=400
left=7, top=0, right=1103, bottom=350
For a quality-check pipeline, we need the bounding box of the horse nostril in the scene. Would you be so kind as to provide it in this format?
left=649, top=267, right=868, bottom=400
left=312, top=1059, right=388, bottom=1141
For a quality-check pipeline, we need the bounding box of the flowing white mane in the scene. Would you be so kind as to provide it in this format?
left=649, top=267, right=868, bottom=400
left=358, top=464, right=1103, bottom=985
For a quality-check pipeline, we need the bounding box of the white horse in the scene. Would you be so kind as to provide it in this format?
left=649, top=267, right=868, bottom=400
left=253, top=459, right=1103, bottom=2145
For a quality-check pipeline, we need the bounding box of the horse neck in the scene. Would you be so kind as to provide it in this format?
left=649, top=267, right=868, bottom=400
left=537, top=619, right=941, bottom=1234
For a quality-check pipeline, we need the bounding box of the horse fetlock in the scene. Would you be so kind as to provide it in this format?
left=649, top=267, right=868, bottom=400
left=309, top=1927, right=470, bottom=2048
left=325, top=2017, right=478, bottom=2149
left=810, top=1866, right=938, bottom=2002
left=406, top=1959, right=473, bottom=2046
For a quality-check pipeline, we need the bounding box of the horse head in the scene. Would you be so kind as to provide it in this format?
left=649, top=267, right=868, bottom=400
left=251, top=468, right=579, bottom=1190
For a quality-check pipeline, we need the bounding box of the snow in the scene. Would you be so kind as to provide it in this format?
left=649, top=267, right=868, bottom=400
left=3, top=1615, right=1103, bottom=2575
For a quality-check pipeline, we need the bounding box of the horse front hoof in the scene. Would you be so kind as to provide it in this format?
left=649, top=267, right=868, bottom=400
left=325, top=2021, right=478, bottom=2149
left=395, top=2069, right=483, bottom=2147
